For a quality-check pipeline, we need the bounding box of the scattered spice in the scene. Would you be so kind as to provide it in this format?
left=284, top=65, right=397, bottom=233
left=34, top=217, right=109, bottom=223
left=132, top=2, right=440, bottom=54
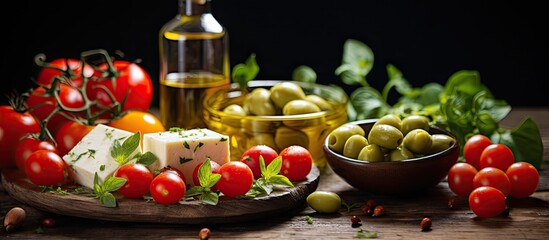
left=198, top=227, right=211, bottom=240
left=420, top=217, right=432, bottom=231
left=3, top=207, right=26, bottom=233
left=41, top=218, right=56, bottom=228
left=372, top=205, right=385, bottom=217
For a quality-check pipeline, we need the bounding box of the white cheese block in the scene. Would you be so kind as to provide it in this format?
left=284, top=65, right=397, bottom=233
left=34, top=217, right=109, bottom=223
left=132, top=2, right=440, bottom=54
left=62, top=124, right=139, bottom=190
left=143, top=128, right=230, bottom=186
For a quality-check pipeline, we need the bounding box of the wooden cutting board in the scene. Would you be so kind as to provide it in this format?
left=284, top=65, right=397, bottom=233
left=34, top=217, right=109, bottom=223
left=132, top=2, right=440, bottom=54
left=1, top=166, right=320, bottom=224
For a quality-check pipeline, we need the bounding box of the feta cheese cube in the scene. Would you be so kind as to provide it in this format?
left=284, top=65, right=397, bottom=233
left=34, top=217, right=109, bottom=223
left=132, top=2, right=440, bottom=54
left=143, top=128, right=230, bottom=186
left=62, top=124, right=139, bottom=190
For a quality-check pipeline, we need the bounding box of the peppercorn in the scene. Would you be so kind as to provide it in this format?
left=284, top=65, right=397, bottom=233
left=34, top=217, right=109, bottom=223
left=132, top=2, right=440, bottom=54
left=420, top=217, right=432, bottom=231
left=198, top=227, right=211, bottom=240
left=372, top=205, right=385, bottom=217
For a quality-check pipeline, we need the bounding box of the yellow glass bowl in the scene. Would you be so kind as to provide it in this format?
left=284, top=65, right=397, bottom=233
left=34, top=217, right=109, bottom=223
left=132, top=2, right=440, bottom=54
left=202, top=80, right=349, bottom=170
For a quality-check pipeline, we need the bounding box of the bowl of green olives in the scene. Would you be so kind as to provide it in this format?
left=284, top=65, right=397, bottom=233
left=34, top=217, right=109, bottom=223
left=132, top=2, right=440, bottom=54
left=323, top=115, right=460, bottom=195
left=203, top=80, right=348, bottom=170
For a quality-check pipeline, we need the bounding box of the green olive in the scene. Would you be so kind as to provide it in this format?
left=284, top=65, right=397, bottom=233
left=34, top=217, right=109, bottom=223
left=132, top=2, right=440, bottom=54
left=367, top=124, right=403, bottom=149
left=243, top=88, right=277, bottom=116
left=373, top=114, right=402, bottom=131
left=428, top=134, right=455, bottom=154
left=275, top=126, right=309, bottom=150
left=327, top=124, right=362, bottom=153
left=269, top=82, right=306, bottom=109
left=342, top=135, right=369, bottom=159
left=242, top=118, right=278, bottom=133
left=248, top=133, right=278, bottom=152
left=306, top=191, right=342, bottom=213
left=402, top=129, right=433, bottom=155
left=282, top=99, right=321, bottom=115
left=401, top=115, right=430, bottom=136
left=357, top=144, right=384, bottom=162
left=340, top=123, right=365, bottom=136
left=305, top=94, right=333, bottom=111
left=389, top=146, right=415, bottom=161
left=223, top=104, right=246, bottom=116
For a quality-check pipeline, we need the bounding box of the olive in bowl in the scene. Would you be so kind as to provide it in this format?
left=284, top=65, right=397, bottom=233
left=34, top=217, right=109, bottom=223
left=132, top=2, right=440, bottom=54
left=202, top=80, right=348, bottom=170
left=323, top=117, right=460, bottom=195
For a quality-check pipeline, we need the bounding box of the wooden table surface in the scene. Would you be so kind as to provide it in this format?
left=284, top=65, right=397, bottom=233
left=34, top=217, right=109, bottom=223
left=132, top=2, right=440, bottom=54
left=1, top=107, right=548, bottom=239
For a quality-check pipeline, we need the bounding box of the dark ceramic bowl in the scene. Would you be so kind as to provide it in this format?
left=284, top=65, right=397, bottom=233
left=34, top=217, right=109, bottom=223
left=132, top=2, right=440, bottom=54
left=323, top=119, right=460, bottom=195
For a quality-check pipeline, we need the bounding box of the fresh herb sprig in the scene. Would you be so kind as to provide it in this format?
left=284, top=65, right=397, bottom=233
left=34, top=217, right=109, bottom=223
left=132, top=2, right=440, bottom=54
left=92, top=172, right=127, bottom=208
left=110, top=131, right=157, bottom=166
left=184, top=158, right=221, bottom=205
left=232, top=53, right=259, bottom=89
left=245, top=156, right=294, bottom=198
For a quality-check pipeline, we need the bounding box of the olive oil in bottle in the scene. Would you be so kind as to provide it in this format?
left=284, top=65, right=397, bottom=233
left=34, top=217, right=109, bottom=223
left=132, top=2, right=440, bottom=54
left=159, top=0, right=230, bottom=129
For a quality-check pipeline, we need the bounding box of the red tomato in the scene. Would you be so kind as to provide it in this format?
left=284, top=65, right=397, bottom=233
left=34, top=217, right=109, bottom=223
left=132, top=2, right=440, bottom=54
left=279, top=145, right=313, bottom=181
left=54, top=121, right=95, bottom=157
left=26, top=84, right=85, bottom=136
left=25, top=150, right=70, bottom=186
left=150, top=171, right=186, bottom=205
left=447, top=162, right=478, bottom=197
left=473, top=167, right=511, bottom=196
left=159, top=166, right=187, bottom=184
left=463, top=134, right=492, bottom=170
left=86, top=60, right=153, bottom=113
left=240, top=145, right=279, bottom=179
left=0, top=106, right=41, bottom=168
left=15, top=137, right=58, bottom=172
left=468, top=186, right=507, bottom=218
left=36, top=58, right=93, bottom=87
left=506, top=162, right=539, bottom=198
left=115, top=163, right=153, bottom=199
left=216, top=161, right=254, bottom=197
left=192, top=160, right=221, bottom=190
left=479, top=143, right=515, bottom=171
left=108, top=110, right=165, bottom=144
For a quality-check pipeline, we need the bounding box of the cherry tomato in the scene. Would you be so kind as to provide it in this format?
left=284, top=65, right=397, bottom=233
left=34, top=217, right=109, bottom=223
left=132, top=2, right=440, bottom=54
left=159, top=166, right=187, bottom=185
left=463, top=134, right=492, bottom=170
left=36, top=58, right=93, bottom=87
left=54, top=121, right=95, bottom=157
left=87, top=60, right=153, bottom=113
left=279, top=145, right=313, bottom=181
left=473, top=167, right=511, bottom=196
left=0, top=106, right=41, bottom=168
left=506, top=162, right=539, bottom=198
left=108, top=110, right=165, bottom=144
left=240, top=145, right=279, bottom=179
left=192, top=160, right=221, bottom=190
left=15, top=137, right=58, bottom=172
left=115, top=163, right=153, bottom=199
left=447, top=162, right=478, bottom=197
left=24, top=150, right=70, bottom=186
left=216, top=161, right=254, bottom=197
left=150, top=171, right=186, bottom=205
left=479, top=143, right=515, bottom=171
left=26, top=84, right=85, bottom=136
left=468, top=186, right=507, bottom=218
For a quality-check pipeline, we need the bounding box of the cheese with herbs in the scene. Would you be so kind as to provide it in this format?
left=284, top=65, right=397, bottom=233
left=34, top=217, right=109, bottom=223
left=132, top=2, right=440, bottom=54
left=143, top=128, right=230, bottom=186
left=62, top=124, right=139, bottom=190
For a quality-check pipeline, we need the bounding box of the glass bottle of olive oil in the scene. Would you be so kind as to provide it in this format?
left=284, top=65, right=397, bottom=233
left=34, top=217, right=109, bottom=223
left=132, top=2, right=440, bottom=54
left=159, top=0, right=230, bottom=129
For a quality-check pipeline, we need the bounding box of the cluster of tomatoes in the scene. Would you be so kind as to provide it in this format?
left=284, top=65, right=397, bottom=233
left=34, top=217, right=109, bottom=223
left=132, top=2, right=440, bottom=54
left=0, top=50, right=166, bottom=186
left=447, top=134, right=540, bottom=218
left=114, top=144, right=313, bottom=205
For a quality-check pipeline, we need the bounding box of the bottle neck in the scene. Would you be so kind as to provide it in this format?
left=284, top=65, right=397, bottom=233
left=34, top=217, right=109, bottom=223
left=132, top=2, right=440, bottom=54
left=178, top=0, right=211, bottom=16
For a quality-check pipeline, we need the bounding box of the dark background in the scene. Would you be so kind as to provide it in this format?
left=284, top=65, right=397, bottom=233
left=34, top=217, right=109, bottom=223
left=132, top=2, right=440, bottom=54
left=2, top=0, right=548, bottom=108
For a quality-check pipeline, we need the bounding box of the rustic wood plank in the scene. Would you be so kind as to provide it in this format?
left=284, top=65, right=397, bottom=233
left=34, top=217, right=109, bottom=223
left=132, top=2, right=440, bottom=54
left=1, top=166, right=319, bottom=225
